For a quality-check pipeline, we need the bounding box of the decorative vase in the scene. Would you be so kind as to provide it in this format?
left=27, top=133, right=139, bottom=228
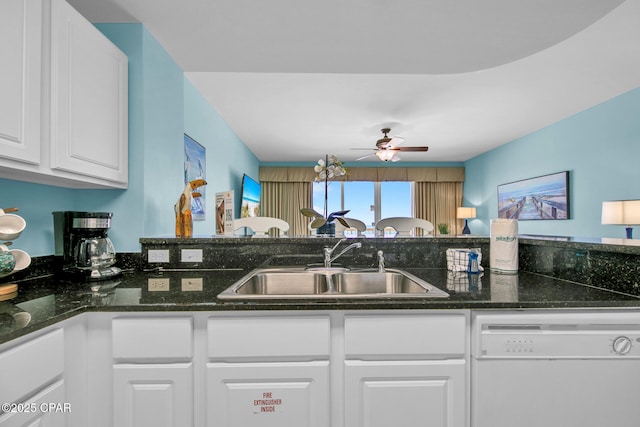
left=317, top=222, right=336, bottom=237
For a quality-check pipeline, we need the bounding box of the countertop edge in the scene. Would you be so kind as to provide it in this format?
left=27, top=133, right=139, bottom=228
left=3, top=296, right=640, bottom=346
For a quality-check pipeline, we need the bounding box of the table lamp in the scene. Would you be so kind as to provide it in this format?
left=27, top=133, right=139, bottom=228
left=457, top=207, right=477, bottom=235
left=601, top=200, right=640, bottom=239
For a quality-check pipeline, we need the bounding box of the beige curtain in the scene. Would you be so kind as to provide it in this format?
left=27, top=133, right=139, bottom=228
left=260, top=166, right=464, bottom=182
left=415, top=182, right=464, bottom=235
left=261, top=181, right=312, bottom=236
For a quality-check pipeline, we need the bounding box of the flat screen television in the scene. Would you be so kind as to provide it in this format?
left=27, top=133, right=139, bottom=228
left=240, top=174, right=261, bottom=218
left=497, top=171, right=569, bottom=220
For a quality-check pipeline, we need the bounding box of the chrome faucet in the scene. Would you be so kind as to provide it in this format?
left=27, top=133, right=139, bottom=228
left=323, top=238, right=362, bottom=268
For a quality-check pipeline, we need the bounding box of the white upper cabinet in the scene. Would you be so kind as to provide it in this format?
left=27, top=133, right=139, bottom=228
left=0, top=0, right=128, bottom=189
left=50, top=0, right=128, bottom=186
left=0, top=0, right=42, bottom=166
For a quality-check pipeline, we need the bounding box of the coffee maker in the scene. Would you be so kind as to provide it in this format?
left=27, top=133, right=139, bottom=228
left=52, top=211, right=121, bottom=281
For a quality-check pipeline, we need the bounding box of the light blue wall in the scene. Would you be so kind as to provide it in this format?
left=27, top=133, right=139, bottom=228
left=183, top=78, right=260, bottom=235
left=0, top=24, right=258, bottom=256
left=464, top=87, right=640, bottom=238
left=0, top=179, right=75, bottom=255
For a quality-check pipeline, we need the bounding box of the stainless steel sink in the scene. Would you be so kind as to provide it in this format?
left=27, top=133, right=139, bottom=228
left=217, top=268, right=449, bottom=300
left=230, top=270, right=329, bottom=295
left=334, top=271, right=434, bottom=295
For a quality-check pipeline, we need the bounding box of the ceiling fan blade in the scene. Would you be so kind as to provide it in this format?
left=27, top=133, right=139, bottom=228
left=355, top=153, right=376, bottom=161
left=393, top=146, right=429, bottom=152
left=389, top=136, right=404, bottom=146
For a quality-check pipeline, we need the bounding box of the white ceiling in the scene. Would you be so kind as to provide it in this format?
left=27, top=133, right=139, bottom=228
left=69, top=0, right=640, bottom=162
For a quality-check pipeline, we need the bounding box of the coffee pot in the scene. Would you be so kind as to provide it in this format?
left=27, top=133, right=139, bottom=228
left=76, top=237, right=117, bottom=271
left=53, top=211, right=121, bottom=280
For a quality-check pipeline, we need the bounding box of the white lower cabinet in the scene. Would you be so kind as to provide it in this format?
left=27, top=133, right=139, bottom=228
left=101, top=311, right=469, bottom=427
left=0, top=315, right=87, bottom=427
left=345, top=360, right=466, bottom=427
left=1, top=310, right=470, bottom=427
left=110, top=316, right=194, bottom=427
left=113, top=364, right=193, bottom=427
left=206, top=314, right=331, bottom=427
left=207, top=361, right=330, bottom=427
left=0, top=381, right=66, bottom=427
left=344, top=313, right=469, bottom=427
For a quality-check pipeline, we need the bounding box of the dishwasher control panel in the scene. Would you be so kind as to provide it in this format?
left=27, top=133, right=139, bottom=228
left=479, top=330, right=640, bottom=358
left=473, top=311, right=640, bottom=359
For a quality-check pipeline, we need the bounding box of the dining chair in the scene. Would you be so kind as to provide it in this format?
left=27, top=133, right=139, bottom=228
left=375, top=217, right=434, bottom=237
left=335, top=218, right=367, bottom=237
left=233, top=217, right=290, bottom=237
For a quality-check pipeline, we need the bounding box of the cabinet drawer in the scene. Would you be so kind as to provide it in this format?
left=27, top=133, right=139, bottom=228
left=208, top=316, right=330, bottom=360
left=345, top=314, right=467, bottom=358
left=0, top=329, right=64, bottom=405
left=112, top=317, right=193, bottom=361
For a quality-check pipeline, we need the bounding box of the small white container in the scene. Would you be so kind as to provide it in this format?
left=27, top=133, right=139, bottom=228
left=0, top=214, right=26, bottom=241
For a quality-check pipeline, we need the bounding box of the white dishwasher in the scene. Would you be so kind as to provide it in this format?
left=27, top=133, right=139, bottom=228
left=471, top=310, right=640, bottom=427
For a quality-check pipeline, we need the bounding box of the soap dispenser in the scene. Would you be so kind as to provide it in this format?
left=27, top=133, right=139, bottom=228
left=467, top=252, right=480, bottom=274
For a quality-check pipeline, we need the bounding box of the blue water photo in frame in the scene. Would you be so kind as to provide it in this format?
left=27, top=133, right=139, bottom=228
left=497, top=171, right=569, bottom=220
left=184, top=133, right=206, bottom=220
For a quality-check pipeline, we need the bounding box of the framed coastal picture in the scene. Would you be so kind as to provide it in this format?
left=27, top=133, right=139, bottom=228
left=497, top=171, right=570, bottom=220
left=184, top=134, right=206, bottom=220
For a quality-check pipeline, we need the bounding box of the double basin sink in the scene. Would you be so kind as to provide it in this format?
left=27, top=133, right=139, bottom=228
left=217, top=267, right=449, bottom=300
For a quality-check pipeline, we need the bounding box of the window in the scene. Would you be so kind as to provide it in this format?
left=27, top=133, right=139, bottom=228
left=312, top=181, right=412, bottom=236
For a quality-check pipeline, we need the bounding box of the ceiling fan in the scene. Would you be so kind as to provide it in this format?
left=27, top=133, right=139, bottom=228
left=353, top=128, right=429, bottom=162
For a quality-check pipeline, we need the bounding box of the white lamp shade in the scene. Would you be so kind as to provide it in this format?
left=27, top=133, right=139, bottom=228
left=601, top=200, right=640, bottom=225
left=375, top=150, right=395, bottom=161
left=457, top=207, right=477, bottom=219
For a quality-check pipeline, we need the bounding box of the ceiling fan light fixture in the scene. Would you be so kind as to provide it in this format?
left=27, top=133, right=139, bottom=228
left=352, top=127, right=428, bottom=162
left=376, top=150, right=396, bottom=162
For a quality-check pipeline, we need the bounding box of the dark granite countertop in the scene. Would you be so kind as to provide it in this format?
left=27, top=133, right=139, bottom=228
left=518, top=235, right=640, bottom=255
left=2, top=265, right=639, bottom=345
left=141, top=234, right=640, bottom=255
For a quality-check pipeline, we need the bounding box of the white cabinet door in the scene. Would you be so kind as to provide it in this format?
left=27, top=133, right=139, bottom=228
left=207, top=361, right=330, bottom=427
left=0, top=329, right=65, bottom=409
left=113, top=364, right=193, bottom=427
left=0, top=0, right=42, bottom=165
left=345, top=360, right=467, bottom=427
left=50, top=0, right=128, bottom=186
left=0, top=381, right=66, bottom=427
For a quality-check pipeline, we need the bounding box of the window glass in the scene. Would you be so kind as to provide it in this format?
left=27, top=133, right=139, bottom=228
left=312, top=181, right=341, bottom=217
left=344, top=181, right=374, bottom=230
left=381, top=182, right=412, bottom=218
left=312, top=180, right=412, bottom=237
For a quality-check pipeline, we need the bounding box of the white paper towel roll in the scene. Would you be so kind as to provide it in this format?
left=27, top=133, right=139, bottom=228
left=490, top=219, right=518, bottom=273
